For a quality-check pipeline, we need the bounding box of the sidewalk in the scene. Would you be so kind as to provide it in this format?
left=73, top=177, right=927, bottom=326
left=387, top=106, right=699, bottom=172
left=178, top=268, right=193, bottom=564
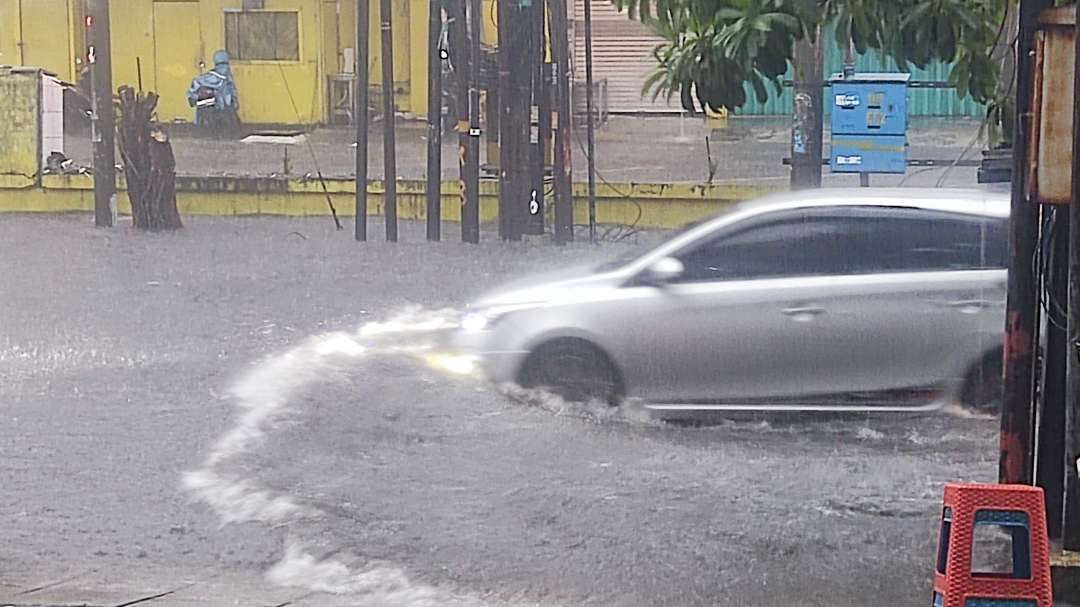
left=62, top=115, right=986, bottom=188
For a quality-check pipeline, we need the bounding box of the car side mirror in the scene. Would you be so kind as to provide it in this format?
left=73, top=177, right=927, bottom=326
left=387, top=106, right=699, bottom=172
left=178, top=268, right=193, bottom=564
left=640, top=257, right=684, bottom=286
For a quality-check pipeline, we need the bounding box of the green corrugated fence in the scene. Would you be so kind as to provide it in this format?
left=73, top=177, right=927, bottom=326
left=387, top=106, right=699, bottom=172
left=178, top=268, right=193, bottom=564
left=732, top=23, right=985, bottom=117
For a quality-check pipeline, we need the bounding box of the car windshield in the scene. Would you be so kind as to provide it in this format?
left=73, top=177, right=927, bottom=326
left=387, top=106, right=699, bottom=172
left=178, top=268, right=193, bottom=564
left=593, top=217, right=710, bottom=272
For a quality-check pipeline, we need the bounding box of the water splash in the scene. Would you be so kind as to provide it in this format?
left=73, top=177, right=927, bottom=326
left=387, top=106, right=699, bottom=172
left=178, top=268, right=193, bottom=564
left=182, top=307, right=485, bottom=605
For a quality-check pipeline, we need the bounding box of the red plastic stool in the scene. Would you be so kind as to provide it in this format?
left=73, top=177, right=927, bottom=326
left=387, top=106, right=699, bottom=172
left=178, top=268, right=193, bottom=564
left=933, top=483, right=1053, bottom=607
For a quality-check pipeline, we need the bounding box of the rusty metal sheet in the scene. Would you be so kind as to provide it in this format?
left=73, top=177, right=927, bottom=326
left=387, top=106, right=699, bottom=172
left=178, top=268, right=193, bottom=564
left=1032, top=6, right=1076, bottom=204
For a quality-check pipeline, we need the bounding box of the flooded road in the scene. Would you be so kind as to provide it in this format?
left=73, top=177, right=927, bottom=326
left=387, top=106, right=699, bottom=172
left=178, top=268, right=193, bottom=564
left=1, top=216, right=999, bottom=606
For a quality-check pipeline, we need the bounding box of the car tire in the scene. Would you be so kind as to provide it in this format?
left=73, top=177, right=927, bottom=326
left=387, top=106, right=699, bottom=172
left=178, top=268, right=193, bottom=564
left=961, top=350, right=1004, bottom=413
left=518, top=339, right=623, bottom=406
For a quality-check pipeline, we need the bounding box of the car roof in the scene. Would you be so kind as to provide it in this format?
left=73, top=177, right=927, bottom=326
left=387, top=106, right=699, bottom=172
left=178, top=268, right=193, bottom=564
left=734, top=187, right=1010, bottom=220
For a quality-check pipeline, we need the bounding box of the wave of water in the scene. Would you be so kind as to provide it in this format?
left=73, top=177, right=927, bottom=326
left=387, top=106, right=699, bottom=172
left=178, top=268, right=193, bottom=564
left=181, top=307, right=490, bottom=606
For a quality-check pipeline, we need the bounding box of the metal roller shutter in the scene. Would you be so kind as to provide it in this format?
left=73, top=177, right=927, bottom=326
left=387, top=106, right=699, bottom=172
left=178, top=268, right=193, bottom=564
left=572, top=0, right=678, bottom=113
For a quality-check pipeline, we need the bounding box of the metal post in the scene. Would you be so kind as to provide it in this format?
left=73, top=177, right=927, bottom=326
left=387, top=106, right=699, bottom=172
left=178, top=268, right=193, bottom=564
left=1064, top=3, right=1080, bottom=550
left=465, top=0, right=481, bottom=243
left=355, top=0, right=370, bottom=241
left=549, top=0, right=573, bottom=244
left=497, top=0, right=513, bottom=240
left=87, top=0, right=115, bottom=228
left=449, top=0, right=475, bottom=243
left=1041, top=211, right=1068, bottom=541
left=790, top=27, right=823, bottom=190
left=1000, top=0, right=1050, bottom=486
left=525, top=0, right=548, bottom=236
left=531, top=58, right=552, bottom=235
left=426, top=0, right=443, bottom=241
left=583, top=0, right=597, bottom=242
left=380, top=0, right=398, bottom=242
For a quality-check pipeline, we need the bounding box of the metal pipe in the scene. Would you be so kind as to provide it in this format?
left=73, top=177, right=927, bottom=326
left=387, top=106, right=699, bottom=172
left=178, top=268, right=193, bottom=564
left=426, top=0, right=443, bottom=241
left=583, top=0, right=597, bottom=242
left=497, top=0, right=512, bottom=240
left=449, top=0, right=475, bottom=243
left=17, top=0, right=25, bottom=65
left=380, top=0, right=398, bottom=242
left=465, top=0, right=481, bottom=243
left=549, top=0, right=573, bottom=244
left=355, top=0, right=370, bottom=241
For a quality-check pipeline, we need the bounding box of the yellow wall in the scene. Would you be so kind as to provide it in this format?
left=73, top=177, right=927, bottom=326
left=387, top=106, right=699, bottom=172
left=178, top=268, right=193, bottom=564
left=0, top=0, right=78, bottom=82
left=0, top=0, right=464, bottom=124
left=3, top=175, right=777, bottom=231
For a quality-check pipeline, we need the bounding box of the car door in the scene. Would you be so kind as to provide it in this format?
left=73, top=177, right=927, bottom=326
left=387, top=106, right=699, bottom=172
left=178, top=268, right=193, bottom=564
left=605, top=207, right=869, bottom=403
left=606, top=205, right=1004, bottom=404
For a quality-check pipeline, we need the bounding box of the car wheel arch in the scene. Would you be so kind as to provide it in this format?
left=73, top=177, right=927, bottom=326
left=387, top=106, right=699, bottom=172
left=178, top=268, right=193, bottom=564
left=515, top=331, right=628, bottom=396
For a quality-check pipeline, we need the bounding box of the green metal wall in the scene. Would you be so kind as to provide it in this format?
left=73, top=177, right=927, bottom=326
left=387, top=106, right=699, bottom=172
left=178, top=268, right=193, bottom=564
left=732, top=24, right=985, bottom=117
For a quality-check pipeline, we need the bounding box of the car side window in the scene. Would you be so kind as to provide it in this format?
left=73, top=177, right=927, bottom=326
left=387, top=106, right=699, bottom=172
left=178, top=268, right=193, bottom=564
left=674, top=211, right=856, bottom=282
left=672, top=206, right=1007, bottom=283
left=859, top=209, right=1007, bottom=272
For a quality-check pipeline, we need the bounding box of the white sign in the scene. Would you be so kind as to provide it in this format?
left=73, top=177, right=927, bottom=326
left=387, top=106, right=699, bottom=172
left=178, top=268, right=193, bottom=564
left=834, top=94, right=859, bottom=108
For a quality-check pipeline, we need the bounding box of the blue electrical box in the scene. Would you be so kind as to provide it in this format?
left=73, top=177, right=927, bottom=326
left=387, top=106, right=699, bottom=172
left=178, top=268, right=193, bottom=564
left=828, top=72, right=909, bottom=173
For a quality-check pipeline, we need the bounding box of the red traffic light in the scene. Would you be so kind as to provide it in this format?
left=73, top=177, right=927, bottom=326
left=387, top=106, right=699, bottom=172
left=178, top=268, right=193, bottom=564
left=85, top=15, right=93, bottom=27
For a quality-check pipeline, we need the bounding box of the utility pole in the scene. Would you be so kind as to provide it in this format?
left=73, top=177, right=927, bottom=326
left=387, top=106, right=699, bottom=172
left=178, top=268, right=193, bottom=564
left=583, top=0, right=598, bottom=241
left=426, top=0, right=443, bottom=241
left=465, top=0, right=481, bottom=243
left=1065, top=3, right=1080, bottom=550
left=449, top=0, right=478, bottom=243
left=789, top=27, right=822, bottom=190
left=528, top=0, right=550, bottom=237
left=497, top=0, right=513, bottom=240
left=499, top=0, right=532, bottom=241
left=549, top=0, right=573, bottom=244
left=999, top=0, right=1049, bottom=488
left=355, top=0, right=370, bottom=241
left=86, top=0, right=116, bottom=228
left=380, top=0, right=398, bottom=241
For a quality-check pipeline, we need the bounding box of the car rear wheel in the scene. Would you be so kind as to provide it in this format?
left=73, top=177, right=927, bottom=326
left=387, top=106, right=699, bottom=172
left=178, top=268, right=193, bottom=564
left=518, top=339, right=623, bottom=406
left=961, top=350, right=1003, bottom=413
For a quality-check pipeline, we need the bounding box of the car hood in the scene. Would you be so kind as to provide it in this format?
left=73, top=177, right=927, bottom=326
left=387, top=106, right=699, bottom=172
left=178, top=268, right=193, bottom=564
left=468, top=262, right=623, bottom=309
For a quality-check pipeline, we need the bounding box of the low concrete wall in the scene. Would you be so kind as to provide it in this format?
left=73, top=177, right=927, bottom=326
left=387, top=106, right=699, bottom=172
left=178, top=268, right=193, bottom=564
left=0, top=174, right=783, bottom=230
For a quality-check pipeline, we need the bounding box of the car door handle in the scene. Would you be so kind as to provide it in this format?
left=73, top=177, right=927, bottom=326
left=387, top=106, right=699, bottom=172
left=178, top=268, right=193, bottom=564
left=942, top=299, right=992, bottom=312
left=781, top=306, right=826, bottom=318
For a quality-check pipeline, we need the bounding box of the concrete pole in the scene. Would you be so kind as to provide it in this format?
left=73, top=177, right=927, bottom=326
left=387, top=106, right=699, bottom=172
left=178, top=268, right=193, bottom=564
left=86, top=0, right=116, bottom=228
left=789, top=26, right=822, bottom=190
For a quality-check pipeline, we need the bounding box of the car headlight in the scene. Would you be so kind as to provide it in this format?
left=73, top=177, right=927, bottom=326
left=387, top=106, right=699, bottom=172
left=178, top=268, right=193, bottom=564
left=460, top=302, right=546, bottom=333
left=461, top=311, right=493, bottom=332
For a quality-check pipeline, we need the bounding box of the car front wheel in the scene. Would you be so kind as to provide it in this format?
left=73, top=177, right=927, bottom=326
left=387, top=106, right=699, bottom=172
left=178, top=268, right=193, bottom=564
left=518, top=338, right=623, bottom=406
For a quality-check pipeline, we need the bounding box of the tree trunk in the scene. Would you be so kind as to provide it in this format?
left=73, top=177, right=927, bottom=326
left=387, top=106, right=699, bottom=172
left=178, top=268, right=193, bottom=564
left=117, top=86, right=183, bottom=231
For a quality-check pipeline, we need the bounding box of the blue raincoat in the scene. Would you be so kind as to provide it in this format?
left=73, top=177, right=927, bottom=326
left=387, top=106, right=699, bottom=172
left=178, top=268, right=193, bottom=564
left=186, top=50, right=240, bottom=125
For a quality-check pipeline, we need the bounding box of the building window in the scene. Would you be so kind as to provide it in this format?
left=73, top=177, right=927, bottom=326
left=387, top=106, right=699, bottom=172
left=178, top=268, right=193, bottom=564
left=224, top=10, right=299, bottom=61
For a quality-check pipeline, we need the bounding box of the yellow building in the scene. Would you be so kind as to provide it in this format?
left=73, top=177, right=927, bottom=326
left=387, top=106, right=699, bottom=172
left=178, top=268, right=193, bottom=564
left=0, top=0, right=496, bottom=125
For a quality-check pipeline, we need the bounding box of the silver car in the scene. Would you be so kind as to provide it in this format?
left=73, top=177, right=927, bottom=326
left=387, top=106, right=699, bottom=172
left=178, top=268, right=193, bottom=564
left=452, top=188, right=1009, bottom=414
